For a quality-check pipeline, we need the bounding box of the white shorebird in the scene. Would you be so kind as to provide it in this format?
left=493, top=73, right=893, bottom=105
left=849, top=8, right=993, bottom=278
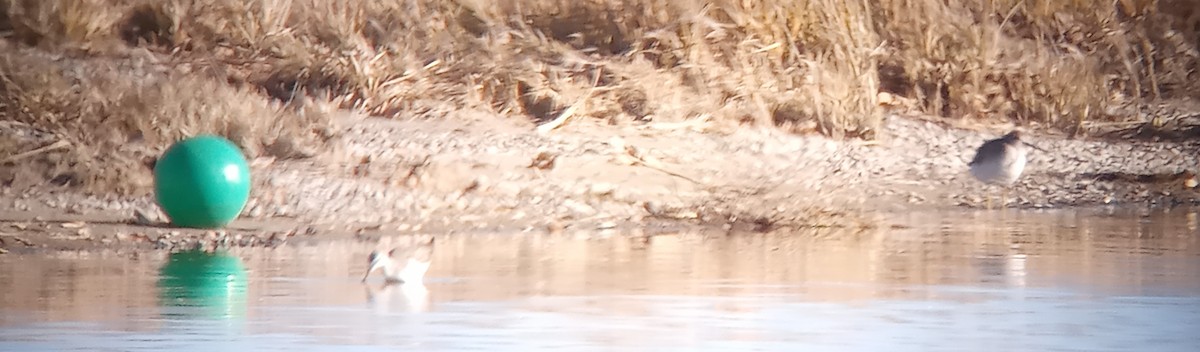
left=968, top=130, right=1046, bottom=208
left=362, top=237, right=435, bottom=284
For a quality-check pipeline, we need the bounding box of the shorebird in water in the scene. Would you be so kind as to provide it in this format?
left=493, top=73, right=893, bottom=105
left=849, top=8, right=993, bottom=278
left=362, top=237, right=435, bottom=285
left=968, top=130, right=1047, bottom=209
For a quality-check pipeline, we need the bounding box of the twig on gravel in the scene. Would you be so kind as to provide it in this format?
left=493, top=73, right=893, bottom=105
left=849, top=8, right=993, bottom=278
left=644, top=114, right=713, bottom=131
left=529, top=151, right=558, bottom=170
left=536, top=94, right=590, bottom=134
left=392, top=155, right=432, bottom=186
left=0, top=233, right=35, bottom=247
left=609, top=137, right=706, bottom=186
left=537, top=78, right=599, bottom=134
left=2, top=140, right=70, bottom=164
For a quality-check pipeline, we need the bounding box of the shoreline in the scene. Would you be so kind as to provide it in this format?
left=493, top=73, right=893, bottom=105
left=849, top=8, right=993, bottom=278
left=3, top=111, right=1198, bottom=253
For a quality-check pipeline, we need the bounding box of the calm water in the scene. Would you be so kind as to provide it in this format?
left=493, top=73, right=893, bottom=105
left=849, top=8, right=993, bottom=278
left=2, top=208, right=1200, bottom=351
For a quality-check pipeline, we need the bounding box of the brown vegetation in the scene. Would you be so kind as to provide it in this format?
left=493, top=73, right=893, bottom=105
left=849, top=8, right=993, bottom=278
left=1, top=0, right=1197, bottom=195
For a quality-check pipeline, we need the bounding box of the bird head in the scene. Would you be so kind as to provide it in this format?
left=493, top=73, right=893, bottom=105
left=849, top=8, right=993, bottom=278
left=363, top=249, right=393, bottom=282
left=1002, top=130, right=1023, bottom=142
left=362, top=237, right=436, bottom=283
left=1003, top=129, right=1047, bottom=152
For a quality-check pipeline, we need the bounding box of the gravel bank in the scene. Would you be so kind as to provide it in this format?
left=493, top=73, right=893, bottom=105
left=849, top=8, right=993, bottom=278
left=2, top=111, right=1198, bottom=252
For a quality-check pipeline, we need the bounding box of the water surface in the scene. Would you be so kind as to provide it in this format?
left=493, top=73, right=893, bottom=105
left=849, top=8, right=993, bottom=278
left=2, top=208, right=1199, bottom=351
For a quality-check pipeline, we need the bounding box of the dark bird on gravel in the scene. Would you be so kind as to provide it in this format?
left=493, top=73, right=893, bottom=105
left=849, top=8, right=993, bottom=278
left=968, top=130, right=1046, bottom=208
left=362, top=237, right=435, bottom=284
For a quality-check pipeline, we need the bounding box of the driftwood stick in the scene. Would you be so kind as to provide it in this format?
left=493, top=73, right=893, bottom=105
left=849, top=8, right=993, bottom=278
left=2, top=140, right=70, bottom=164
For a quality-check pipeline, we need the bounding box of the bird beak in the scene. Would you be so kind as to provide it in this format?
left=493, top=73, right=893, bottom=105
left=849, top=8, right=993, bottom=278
left=1023, top=141, right=1048, bottom=153
left=362, top=254, right=386, bottom=283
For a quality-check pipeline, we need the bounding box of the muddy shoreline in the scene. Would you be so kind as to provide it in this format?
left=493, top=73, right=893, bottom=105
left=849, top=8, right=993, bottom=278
left=3, top=112, right=1199, bottom=253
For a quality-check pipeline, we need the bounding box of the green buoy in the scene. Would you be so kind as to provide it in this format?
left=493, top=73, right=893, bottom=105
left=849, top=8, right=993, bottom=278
left=154, top=135, right=251, bottom=229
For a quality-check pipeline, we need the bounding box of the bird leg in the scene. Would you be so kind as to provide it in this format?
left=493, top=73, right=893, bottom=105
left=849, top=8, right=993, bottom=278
left=984, top=185, right=994, bottom=210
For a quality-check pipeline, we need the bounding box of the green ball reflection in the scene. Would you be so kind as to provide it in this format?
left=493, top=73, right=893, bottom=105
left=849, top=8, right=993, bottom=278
left=157, top=249, right=249, bottom=319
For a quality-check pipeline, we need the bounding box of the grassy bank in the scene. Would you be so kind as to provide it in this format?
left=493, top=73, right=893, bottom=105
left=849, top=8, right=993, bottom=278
left=1, top=0, right=1194, bottom=195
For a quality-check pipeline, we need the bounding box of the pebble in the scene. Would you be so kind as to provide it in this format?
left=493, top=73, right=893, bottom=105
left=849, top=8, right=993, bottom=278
left=588, top=183, right=617, bottom=198
left=562, top=199, right=596, bottom=216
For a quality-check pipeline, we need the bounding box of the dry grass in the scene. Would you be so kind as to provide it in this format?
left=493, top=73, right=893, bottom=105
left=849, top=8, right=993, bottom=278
left=876, top=0, right=1200, bottom=132
left=1, top=0, right=1197, bottom=194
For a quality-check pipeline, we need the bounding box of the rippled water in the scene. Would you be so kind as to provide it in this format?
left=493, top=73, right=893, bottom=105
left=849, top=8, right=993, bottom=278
left=2, top=208, right=1200, bottom=351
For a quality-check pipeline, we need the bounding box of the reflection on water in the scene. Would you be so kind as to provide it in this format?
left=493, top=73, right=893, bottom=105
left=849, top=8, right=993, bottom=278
left=1, top=207, right=1200, bottom=351
left=157, top=250, right=249, bottom=320
left=365, top=280, right=430, bottom=314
